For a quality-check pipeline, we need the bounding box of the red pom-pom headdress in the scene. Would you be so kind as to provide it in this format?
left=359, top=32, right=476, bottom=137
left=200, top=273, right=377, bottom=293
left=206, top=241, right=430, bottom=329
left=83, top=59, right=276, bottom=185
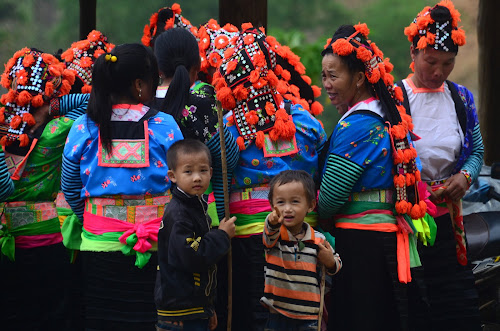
left=215, top=26, right=302, bottom=151
left=0, top=48, right=73, bottom=147
left=198, top=19, right=239, bottom=76
left=142, top=3, right=197, bottom=48
left=404, top=0, right=466, bottom=54
left=62, top=30, right=114, bottom=94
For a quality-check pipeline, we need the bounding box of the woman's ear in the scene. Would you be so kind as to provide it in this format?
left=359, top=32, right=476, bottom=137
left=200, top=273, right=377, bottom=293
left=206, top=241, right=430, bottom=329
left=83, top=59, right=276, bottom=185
left=410, top=45, right=416, bottom=62
left=355, top=71, right=366, bottom=89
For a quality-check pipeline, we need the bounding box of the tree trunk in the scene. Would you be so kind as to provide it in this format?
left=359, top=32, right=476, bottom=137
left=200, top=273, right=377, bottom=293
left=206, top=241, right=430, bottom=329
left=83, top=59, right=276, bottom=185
left=478, top=0, right=500, bottom=165
left=79, top=0, right=96, bottom=40
left=219, top=0, right=267, bottom=31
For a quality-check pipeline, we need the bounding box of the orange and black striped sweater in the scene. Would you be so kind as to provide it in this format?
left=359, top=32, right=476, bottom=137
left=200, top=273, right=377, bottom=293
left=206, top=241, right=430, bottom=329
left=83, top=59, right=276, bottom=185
left=261, top=216, right=340, bottom=320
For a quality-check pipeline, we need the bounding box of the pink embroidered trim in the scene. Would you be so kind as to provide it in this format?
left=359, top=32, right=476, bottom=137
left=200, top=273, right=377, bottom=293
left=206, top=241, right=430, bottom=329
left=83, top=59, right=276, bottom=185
left=348, top=96, right=377, bottom=110
left=97, top=121, right=150, bottom=168
left=112, top=103, right=145, bottom=111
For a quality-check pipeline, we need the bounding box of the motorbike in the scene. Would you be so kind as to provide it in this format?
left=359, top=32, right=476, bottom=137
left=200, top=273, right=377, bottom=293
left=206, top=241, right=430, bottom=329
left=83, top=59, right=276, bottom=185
left=463, top=163, right=500, bottom=329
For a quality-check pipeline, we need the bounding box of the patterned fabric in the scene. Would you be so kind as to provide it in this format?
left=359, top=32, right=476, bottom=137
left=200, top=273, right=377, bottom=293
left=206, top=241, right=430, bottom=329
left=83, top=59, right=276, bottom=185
left=153, top=87, right=218, bottom=144
left=1, top=201, right=58, bottom=229
left=226, top=102, right=326, bottom=191
left=85, top=194, right=170, bottom=223
left=63, top=110, right=182, bottom=200
left=7, top=117, right=74, bottom=202
left=322, top=101, right=393, bottom=193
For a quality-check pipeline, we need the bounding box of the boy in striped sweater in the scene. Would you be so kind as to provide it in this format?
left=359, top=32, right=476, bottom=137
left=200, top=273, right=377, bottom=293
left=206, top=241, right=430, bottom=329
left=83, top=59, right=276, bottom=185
left=261, top=170, right=342, bottom=331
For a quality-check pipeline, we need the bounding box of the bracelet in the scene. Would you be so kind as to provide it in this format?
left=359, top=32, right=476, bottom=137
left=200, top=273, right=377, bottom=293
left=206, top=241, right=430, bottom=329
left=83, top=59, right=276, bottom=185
left=460, top=169, right=472, bottom=187
left=49, top=98, right=60, bottom=116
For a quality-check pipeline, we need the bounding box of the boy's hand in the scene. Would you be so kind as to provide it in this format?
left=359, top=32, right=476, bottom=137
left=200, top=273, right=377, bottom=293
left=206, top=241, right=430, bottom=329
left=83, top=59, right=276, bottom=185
left=317, top=241, right=337, bottom=271
left=219, top=216, right=236, bottom=239
left=269, top=206, right=283, bottom=226
left=208, top=311, right=217, bottom=330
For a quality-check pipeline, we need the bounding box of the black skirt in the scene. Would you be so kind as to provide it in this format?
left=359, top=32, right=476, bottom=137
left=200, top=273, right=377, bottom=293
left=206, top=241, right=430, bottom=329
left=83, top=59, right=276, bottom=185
left=327, top=228, right=407, bottom=331
left=81, top=251, right=158, bottom=331
left=0, top=242, right=71, bottom=331
left=407, top=213, right=481, bottom=331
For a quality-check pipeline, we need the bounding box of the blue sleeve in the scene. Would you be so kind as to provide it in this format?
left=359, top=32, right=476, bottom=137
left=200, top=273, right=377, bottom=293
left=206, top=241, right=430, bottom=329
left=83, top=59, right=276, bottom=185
left=462, top=124, right=484, bottom=183
left=62, top=116, right=92, bottom=219
left=56, top=93, right=89, bottom=120
left=61, top=155, right=85, bottom=220
left=0, top=149, right=14, bottom=201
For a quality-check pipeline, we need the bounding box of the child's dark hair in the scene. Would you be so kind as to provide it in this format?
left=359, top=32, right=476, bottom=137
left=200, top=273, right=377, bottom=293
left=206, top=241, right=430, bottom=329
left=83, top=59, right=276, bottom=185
left=88, top=43, right=159, bottom=152
left=167, top=139, right=212, bottom=170
left=154, top=28, right=201, bottom=120
left=268, top=170, right=316, bottom=205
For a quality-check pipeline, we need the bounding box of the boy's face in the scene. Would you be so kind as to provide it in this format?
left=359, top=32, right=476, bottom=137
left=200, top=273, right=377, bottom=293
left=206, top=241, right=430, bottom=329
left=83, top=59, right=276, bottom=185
left=271, top=181, right=316, bottom=234
left=167, top=151, right=212, bottom=197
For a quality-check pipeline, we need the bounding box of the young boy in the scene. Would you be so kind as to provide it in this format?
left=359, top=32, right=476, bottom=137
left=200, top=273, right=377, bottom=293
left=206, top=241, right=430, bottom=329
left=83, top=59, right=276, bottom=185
left=261, top=170, right=341, bottom=331
left=155, top=139, right=236, bottom=331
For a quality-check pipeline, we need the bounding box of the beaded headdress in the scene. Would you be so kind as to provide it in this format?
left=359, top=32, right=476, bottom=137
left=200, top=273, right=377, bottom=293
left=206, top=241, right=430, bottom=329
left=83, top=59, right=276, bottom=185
left=142, top=3, right=198, bottom=47
left=0, top=48, right=75, bottom=146
left=269, top=38, right=324, bottom=116
left=404, top=0, right=465, bottom=69
left=61, top=30, right=115, bottom=93
left=198, top=19, right=239, bottom=74
left=323, top=23, right=426, bottom=220
left=213, top=24, right=301, bottom=151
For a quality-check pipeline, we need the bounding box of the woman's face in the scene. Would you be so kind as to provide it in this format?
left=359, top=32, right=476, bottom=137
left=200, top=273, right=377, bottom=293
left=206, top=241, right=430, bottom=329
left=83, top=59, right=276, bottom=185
left=411, top=46, right=456, bottom=89
left=321, top=54, right=359, bottom=114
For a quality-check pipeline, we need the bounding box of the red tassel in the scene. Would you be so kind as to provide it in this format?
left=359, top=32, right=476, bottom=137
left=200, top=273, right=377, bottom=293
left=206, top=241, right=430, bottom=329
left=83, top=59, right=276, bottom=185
left=10, top=115, right=22, bottom=129
left=22, top=112, right=36, bottom=126
left=18, top=133, right=29, bottom=147
left=255, top=131, right=265, bottom=149
left=236, top=136, right=246, bottom=151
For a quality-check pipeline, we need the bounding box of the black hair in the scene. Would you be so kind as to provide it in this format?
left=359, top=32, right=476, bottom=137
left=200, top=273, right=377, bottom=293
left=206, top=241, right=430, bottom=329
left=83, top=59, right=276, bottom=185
left=321, top=24, right=402, bottom=126
left=412, top=5, right=458, bottom=54
left=166, top=139, right=212, bottom=170
left=154, top=28, right=201, bottom=120
left=150, top=7, right=175, bottom=48
left=268, top=170, right=316, bottom=206
left=87, top=43, right=159, bottom=153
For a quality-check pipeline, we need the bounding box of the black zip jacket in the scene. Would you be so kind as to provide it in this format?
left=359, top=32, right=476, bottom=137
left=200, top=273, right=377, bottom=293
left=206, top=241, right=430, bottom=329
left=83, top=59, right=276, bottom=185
left=155, top=186, right=230, bottom=321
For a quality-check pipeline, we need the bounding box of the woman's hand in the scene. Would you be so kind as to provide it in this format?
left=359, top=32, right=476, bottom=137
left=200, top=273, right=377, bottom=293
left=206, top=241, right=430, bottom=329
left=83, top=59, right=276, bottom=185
left=443, top=173, right=469, bottom=202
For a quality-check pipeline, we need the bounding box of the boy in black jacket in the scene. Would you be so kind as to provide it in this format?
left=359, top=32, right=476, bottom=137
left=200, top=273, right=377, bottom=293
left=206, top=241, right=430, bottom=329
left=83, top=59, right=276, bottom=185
left=155, top=139, right=236, bottom=331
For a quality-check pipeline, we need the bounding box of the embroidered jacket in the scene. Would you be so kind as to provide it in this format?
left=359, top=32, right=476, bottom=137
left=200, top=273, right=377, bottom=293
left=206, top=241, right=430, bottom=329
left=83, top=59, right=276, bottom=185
left=155, top=186, right=230, bottom=321
left=61, top=104, right=183, bottom=220
left=226, top=102, right=326, bottom=191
